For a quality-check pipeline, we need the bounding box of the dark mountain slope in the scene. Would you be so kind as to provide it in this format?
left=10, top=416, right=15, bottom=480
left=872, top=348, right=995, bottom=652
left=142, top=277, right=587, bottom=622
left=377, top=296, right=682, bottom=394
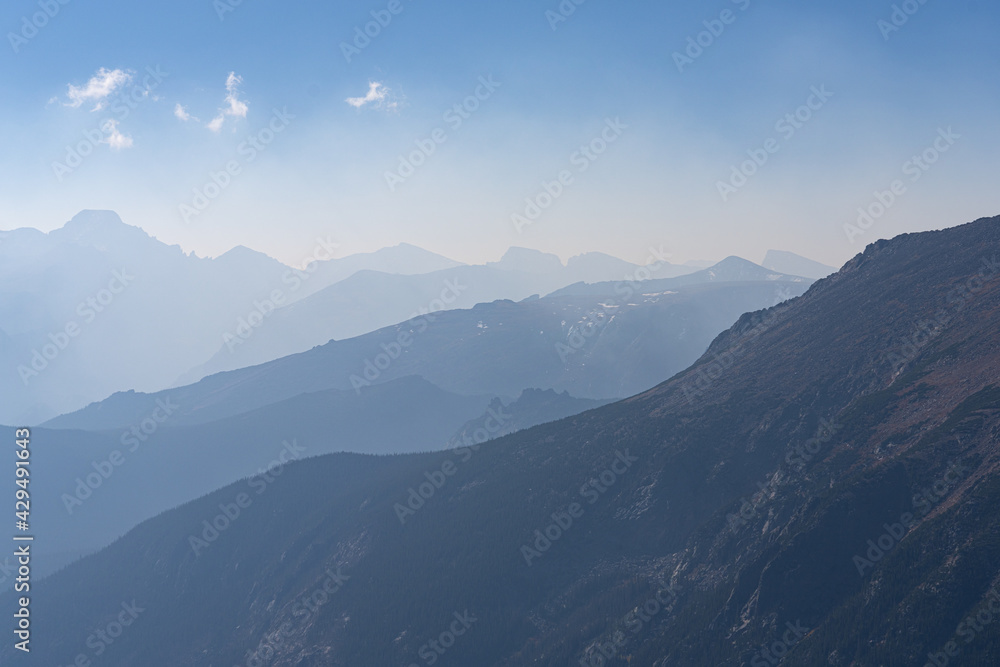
left=6, top=216, right=1000, bottom=667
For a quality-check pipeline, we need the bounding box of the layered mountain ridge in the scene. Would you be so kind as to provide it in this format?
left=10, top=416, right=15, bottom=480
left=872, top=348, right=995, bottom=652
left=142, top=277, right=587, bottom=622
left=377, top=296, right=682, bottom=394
left=5, top=215, right=998, bottom=665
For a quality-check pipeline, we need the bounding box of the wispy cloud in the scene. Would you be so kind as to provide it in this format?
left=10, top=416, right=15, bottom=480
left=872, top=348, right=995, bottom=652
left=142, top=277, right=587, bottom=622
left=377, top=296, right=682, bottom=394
left=346, top=81, right=397, bottom=110
left=207, top=72, right=249, bottom=132
left=66, top=68, right=133, bottom=111
left=222, top=72, right=249, bottom=117
left=102, top=120, right=133, bottom=150
left=174, top=103, right=195, bottom=122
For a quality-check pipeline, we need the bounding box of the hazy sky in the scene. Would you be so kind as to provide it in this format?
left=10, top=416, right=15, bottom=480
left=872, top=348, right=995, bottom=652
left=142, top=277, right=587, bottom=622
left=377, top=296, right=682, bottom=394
left=0, top=0, right=997, bottom=268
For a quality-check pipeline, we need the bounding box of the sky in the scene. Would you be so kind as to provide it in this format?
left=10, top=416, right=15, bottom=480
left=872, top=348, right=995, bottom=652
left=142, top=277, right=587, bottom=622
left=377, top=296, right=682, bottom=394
left=0, top=0, right=997, bottom=269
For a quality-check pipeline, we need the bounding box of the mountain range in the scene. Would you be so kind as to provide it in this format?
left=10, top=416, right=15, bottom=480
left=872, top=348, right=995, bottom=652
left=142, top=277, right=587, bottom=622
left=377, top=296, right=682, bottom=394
left=8, top=215, right=998, bottom=665
left=45, top=279, right=810, bottom=431
left=0, top=211, right=455, bottom=423
left=1, top=212, right=714, bottom=424
left=24, top=255, right=810, bottom=580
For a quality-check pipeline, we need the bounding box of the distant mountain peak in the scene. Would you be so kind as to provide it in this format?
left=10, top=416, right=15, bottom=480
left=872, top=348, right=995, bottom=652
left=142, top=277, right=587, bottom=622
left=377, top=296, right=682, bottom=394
left=489, top=247, right=565, bottom=273
left=700, top=255, right=807, bottom=282
left=216, top=245, right=282, bottom=265
left=567, top=251, right=624, bottom=263
left=51, top=210, right=154, bottom=250
left=715, top=255, right=758, bottom=268
left=63, top=209, right=135, bottom=234
left=68, top=209, right=126, bottom=225
left=762, top=249, right=837, bottom=279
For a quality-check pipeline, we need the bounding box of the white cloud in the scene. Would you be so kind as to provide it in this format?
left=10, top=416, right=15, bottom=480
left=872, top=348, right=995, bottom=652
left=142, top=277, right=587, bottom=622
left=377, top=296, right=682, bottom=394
left=66, top=68, right=133, bottom=111
left=346, top=81, right=396, bottom=110
left=174, top=103, right=192, bottom=122
left=102, top=120, right=133, bottom=150
left=207, top=72, right=249, bottom=132
left=223, top=72, right=249, bottom=117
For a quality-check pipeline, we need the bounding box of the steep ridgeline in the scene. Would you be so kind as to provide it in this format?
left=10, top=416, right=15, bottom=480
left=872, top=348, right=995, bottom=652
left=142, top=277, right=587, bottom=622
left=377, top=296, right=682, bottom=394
left=6, top=216, right=999, bottom=666
left=46, top=279, right=809, bottom=431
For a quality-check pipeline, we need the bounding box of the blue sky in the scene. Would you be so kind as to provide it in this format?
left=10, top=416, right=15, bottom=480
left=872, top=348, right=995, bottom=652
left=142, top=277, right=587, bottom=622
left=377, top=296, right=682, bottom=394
left=1, top=0, right=997, bottom=268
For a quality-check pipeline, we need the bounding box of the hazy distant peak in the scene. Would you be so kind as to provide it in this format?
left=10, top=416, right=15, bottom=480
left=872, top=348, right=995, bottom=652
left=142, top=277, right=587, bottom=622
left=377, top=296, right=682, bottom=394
left=62, top=209, right=134, bottom=234
left=0, top=227, right=47, bottom=244
left=215, top=245, right=281, bottom=265
left=50, top=209, right=153, bottom=250
left=704, top=255, right=806, bottom=281
left=716, top=255, right=757, bottom=266
left=567, top=251, right=624, bottom=263
left=762, top=249, right=837, bottom=279
left=566, top=251, right=637, bottom=269
left=310, top=244, right=465, bottom=277
left=708, top=256, right=762, bottom=273
left=489, top=247, right=564, bottom=273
